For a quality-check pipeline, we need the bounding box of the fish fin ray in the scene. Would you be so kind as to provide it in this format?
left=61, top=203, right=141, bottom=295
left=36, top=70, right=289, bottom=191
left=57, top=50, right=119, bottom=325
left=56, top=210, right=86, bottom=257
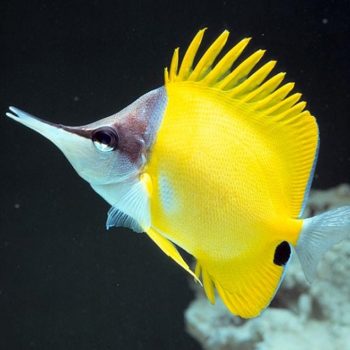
left=189, top=30, right=229, bottom=82
left=146, top=227, right=200, bottom=283
left=201, top=37, right=251, bottom=86
left=106, top=177, right=151, bottom=232
left=177, top=29, right=206, bottom=81
left=296, top=207, right=350, bottom=282
left=106, top=208, right=143, bottom=233
left=196, top=262, right=216, bottom=304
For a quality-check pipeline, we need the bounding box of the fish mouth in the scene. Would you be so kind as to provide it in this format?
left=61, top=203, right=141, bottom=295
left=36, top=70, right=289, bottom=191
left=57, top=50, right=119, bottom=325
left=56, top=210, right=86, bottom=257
left=6, top=106, right=63, bottom=140
left=6, top=106, right=94, bottom=144
left=6, top=106, right=96, bottom=140
left=5, top=106, right=93, bottom=161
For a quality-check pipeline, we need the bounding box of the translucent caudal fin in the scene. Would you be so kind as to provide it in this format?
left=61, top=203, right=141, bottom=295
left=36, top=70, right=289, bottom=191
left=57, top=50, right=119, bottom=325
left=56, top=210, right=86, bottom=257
left=296, top=206, right=350, bottom=283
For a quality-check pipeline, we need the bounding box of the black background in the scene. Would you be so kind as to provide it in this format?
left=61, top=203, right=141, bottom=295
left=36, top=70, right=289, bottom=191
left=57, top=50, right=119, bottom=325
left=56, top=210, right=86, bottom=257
left=1, top=1, right=349, bottom=349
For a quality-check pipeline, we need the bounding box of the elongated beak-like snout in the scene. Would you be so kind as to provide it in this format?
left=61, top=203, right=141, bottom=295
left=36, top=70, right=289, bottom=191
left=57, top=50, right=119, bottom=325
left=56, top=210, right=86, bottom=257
left=5, top=106, right=114, bottom=184
left=5, top=105, right=141, bottom=186
left=6, top=106, right=96, bottom=150
left=6, top=106, right=66, bottom=142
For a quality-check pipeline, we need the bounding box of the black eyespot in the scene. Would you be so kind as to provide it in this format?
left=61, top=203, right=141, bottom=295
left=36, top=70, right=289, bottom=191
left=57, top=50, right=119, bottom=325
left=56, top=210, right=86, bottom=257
left=273, top=241, right=291, bottom=266
left=92, top=127, right=119, bottom=152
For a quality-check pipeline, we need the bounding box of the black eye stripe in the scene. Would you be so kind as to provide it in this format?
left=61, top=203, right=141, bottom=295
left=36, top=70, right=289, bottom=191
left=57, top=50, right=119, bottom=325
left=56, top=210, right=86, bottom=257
left=92, top=127, right=119, bottom=150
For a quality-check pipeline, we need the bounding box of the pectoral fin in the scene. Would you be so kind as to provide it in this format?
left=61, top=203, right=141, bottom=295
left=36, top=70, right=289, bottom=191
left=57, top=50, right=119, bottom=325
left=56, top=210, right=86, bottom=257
left=146, top=227, right=200, bottom=283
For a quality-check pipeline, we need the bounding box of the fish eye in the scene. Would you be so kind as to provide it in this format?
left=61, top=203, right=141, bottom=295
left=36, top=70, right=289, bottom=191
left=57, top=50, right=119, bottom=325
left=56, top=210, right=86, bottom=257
left=92, top=127, right=119, bottom=152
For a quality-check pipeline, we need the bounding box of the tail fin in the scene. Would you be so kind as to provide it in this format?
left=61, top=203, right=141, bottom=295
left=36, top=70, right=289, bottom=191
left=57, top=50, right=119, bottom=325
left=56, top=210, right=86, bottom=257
left=296, top=206, right=350, bottom=283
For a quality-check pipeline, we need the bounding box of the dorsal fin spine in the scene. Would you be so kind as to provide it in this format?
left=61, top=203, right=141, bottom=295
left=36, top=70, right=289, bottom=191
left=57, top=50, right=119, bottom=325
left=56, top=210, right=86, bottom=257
left=169, top=48, right=179, bottom=81
left=229, top=60, right=276, bottom=98
left=188, top=30, right=229, bottom=82
left=217, top=49, right=266, bottom=90
left=202, top=37, right=251, bottom=86
left=241, top=72, right=285, bottom=102
left=277, top=101, right=307, bottom=120
left=264, top=93, right=302, bottom=116
left=164, top=67, right=169, bottom=84
left=177, top=29, right=206, bottom=81
left=253, top=82, right=295, bottom=111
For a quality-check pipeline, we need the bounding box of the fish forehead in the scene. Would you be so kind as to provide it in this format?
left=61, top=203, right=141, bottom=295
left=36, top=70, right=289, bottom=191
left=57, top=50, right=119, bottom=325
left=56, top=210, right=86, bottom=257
left=87, top=87, right=166, bottom=138
left=111, top=87, right=167, bottom=163
left=65, top=87, right=167, bottom=164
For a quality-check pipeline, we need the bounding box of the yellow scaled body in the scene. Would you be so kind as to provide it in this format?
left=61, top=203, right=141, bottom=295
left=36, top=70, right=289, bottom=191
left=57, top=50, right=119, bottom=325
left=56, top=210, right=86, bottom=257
left=146, top=30, right=318, bottom=318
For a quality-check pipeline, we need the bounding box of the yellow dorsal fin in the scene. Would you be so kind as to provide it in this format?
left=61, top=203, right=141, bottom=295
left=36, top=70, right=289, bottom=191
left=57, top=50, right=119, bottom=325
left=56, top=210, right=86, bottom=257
left=164, top=29, right=300, bottom=111
left=164, top=29, right=319, bottom=218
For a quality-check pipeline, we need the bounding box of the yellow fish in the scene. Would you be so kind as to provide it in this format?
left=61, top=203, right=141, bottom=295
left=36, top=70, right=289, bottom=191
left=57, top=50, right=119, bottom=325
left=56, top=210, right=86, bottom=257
left=6, top=29, right=350, bottom=318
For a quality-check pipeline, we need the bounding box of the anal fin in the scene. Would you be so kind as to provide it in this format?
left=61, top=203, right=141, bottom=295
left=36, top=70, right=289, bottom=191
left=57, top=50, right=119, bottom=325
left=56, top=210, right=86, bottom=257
left=198, top=242, right=289, bottom=318
left=195, top=262, right=215, bottom=304
left=146, top=227, right=200, bottom=283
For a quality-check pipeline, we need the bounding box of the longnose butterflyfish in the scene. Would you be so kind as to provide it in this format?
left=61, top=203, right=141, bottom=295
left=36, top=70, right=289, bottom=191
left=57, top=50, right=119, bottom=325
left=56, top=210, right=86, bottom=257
left=6, top=29, right=350, bottom=318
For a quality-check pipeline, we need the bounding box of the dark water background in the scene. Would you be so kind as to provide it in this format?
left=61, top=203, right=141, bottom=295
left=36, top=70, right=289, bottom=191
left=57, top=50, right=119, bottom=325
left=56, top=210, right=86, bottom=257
left=1, top=1, right=349, bottom=349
